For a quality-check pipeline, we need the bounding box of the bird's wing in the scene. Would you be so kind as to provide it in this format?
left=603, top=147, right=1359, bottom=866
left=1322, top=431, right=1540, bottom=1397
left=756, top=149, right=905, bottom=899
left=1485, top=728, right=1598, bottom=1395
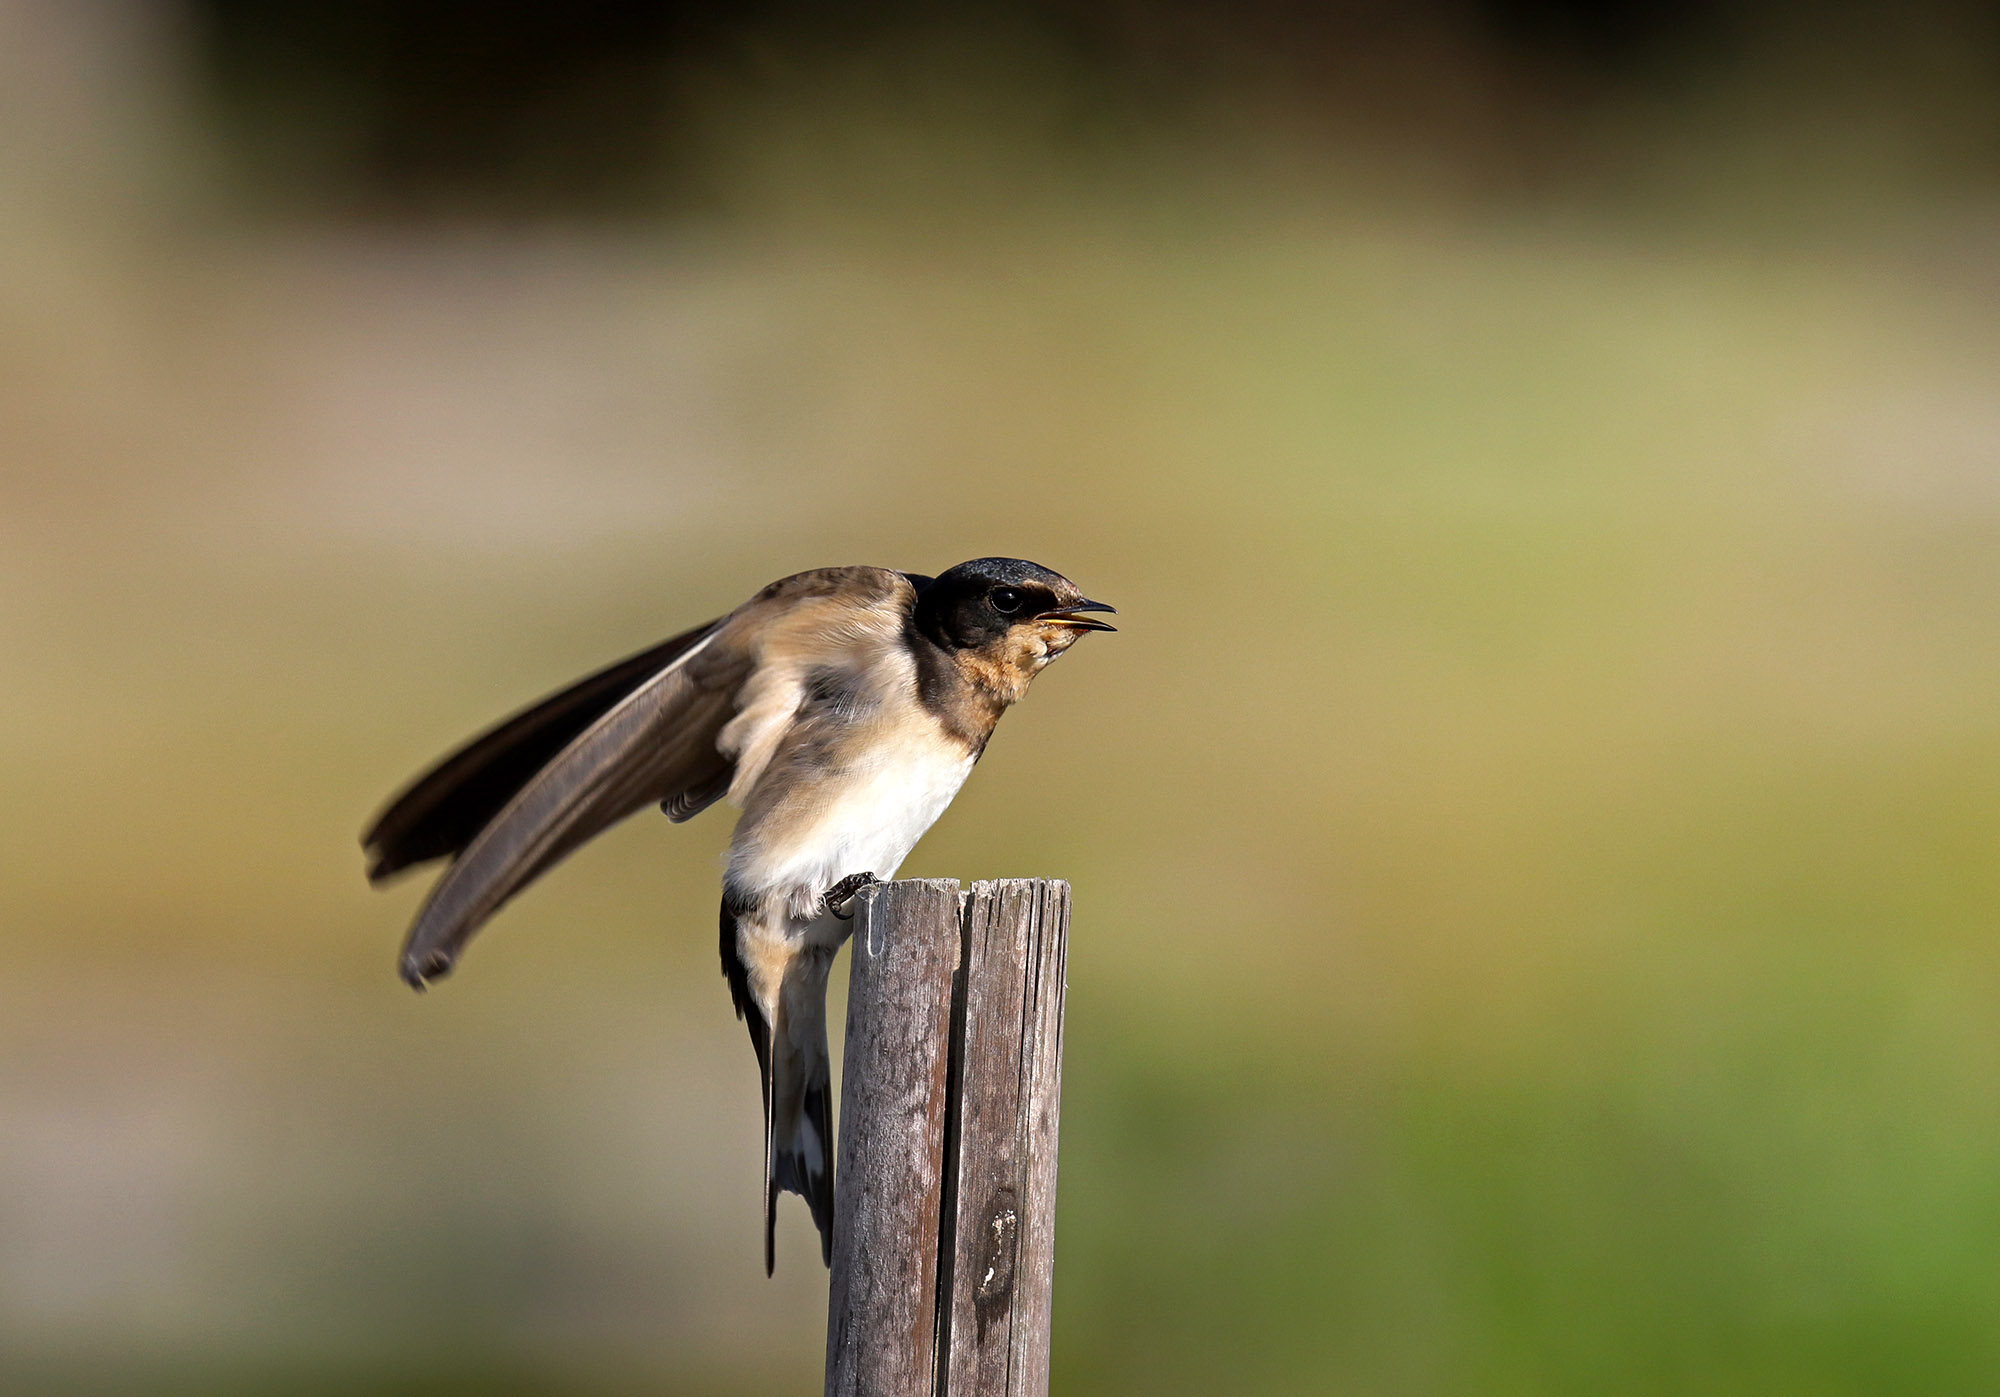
left=394, top=622, right=746, bottom=987
left=362, top=620, right=723, bottom=883
left=716, top=568, right=921, bottom=803
left=390, top=566, right=916, bottom=988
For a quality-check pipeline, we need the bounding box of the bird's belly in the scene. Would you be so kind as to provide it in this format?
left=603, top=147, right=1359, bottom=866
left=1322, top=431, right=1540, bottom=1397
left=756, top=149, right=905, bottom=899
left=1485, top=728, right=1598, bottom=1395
left=729, top=738, right=976, bottom=907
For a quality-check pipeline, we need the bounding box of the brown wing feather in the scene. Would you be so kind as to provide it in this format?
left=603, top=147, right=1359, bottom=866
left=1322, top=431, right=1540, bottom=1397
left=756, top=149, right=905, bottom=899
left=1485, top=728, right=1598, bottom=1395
left=384, top=565, right=914, bottom=991
left=396, top=625, right=751, bottom=987
left=362, top=620, right=721, bottom=883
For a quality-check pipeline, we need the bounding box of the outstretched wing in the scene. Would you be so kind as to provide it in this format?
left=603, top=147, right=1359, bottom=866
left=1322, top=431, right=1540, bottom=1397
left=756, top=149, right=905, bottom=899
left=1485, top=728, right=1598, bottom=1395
left=376, top=565, right=918, bottom=991
left=362, top=620, right=722, bottom=883
left=390, top=623, right=752, bottom=988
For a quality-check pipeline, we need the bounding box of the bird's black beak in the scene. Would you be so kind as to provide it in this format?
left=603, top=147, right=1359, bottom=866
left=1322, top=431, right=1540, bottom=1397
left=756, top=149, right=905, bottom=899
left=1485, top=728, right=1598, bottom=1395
left=1038, top=599, right=1117, bottom=632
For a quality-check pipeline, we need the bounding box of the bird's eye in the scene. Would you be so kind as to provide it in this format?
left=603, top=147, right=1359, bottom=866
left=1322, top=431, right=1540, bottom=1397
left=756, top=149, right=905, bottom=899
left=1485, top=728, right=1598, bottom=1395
left=990, top=587, right=1022, bottom=615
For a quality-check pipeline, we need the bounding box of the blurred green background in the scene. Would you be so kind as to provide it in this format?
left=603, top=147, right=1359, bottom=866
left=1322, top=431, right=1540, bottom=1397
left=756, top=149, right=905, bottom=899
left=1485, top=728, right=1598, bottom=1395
left=5, top=1, right=2000, bottom=1391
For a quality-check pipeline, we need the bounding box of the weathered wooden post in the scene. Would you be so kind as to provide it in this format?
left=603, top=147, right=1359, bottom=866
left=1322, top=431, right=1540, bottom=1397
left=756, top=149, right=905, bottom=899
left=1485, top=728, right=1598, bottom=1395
left=825, top=878, right=1072, bottom=1397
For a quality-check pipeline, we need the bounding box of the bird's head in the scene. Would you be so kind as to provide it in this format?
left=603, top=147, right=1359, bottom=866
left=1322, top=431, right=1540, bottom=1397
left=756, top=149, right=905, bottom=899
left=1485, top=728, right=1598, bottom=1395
left=912, top=557, right=1114, bottom=705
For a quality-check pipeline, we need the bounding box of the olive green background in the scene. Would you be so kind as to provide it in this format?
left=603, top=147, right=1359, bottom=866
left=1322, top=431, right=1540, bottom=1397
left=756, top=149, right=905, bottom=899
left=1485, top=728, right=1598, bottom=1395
left=6, top=4, right=2000, bottom=1392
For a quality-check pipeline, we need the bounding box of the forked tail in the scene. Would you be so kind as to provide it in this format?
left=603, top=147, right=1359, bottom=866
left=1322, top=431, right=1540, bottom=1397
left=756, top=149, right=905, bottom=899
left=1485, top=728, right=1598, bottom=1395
left=767, top=1041, right=835, bottom=1271
left=721, top=896, right=836, bottom=1274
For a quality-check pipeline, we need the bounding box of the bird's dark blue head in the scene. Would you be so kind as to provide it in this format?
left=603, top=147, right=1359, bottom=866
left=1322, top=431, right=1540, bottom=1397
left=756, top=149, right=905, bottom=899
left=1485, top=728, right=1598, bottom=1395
left=909, top=558, right=1115, bottom=655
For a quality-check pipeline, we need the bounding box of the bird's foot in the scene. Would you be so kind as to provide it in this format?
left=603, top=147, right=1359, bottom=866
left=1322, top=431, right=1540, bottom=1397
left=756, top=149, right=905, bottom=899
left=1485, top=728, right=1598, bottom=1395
left=824, top=872, right=881, bottom=920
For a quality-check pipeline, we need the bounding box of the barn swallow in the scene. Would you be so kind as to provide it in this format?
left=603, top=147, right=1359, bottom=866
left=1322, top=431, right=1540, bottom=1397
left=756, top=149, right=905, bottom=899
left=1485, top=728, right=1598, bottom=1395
left=362, top=559, right=1112, bottom=1273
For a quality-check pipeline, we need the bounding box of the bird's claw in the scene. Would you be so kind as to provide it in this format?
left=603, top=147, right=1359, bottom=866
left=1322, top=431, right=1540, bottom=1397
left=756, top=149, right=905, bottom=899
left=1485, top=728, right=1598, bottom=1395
left=824, top=872, right=881, bottom=920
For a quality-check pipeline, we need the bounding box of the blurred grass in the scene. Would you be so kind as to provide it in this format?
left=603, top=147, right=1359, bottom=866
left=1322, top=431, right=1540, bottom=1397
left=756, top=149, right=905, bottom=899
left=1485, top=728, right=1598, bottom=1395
left=7, top=7, right=2000, bottom=1392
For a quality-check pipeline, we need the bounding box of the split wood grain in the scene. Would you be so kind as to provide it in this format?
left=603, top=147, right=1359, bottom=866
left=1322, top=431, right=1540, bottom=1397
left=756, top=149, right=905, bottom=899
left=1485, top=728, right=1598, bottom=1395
left=824, top=878, right=962, bottom=1397
left=937, top=879, right=1070, bottom=1397
left=823, top=877, right=1071, bottom=1397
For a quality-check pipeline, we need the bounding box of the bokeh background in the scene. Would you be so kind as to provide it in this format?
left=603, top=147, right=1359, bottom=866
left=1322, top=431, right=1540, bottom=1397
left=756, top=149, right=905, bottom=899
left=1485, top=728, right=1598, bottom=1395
left=6, top=1, right=2000, bottom=1391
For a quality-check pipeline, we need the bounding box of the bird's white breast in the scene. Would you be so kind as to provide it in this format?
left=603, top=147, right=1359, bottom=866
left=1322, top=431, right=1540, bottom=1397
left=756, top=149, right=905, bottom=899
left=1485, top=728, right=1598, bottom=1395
left=818, top=736, right=975, bottom=884
left=728, top=732, right=975, bottom=911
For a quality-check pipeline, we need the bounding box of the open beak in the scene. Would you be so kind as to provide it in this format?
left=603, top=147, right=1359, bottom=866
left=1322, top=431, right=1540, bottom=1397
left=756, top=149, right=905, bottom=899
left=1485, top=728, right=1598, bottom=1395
left=1038, top=598, right=1117, bottom=632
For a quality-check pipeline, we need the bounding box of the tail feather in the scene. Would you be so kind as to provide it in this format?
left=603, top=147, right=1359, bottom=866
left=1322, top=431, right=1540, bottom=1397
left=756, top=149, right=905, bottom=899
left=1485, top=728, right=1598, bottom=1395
left=763, top=1048, right=780, bottom=1277
left=721, top=896, right=771, bottom=1085
left=802, top=1076, right=835, bottom=1264
left=724, top=895, right=836, bottom=1274
left=771, top=1073, right=835, bottom=1266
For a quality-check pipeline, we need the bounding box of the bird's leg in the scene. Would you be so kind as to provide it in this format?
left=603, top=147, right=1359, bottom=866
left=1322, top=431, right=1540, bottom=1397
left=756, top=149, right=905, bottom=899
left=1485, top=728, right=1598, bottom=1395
left=823, top=872, right=881, bottom=920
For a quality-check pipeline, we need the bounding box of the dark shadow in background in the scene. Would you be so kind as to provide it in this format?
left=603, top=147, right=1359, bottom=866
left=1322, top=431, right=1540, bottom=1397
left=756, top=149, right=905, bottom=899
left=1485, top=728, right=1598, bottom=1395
left=179, top=0, right=1864, bottom=217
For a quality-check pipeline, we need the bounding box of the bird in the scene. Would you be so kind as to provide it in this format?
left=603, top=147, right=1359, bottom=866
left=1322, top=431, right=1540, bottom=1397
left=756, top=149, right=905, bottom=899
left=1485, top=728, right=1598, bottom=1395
left=361, top=558, right=1113, bottom=1273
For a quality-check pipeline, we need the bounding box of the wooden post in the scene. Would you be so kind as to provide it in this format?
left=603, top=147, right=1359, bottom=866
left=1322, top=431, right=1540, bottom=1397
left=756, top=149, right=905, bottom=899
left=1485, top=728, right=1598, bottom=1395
left=825, top=879, right=962, bottom=1397
left=825, top=879, right=1071, bottom=1397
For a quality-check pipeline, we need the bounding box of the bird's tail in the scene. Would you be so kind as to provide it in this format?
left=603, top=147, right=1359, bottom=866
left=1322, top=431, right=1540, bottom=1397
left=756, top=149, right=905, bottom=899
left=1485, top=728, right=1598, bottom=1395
left=765, top=1003, right=835, bottom=1273
left=722, top=896, right=835, bottom=1274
